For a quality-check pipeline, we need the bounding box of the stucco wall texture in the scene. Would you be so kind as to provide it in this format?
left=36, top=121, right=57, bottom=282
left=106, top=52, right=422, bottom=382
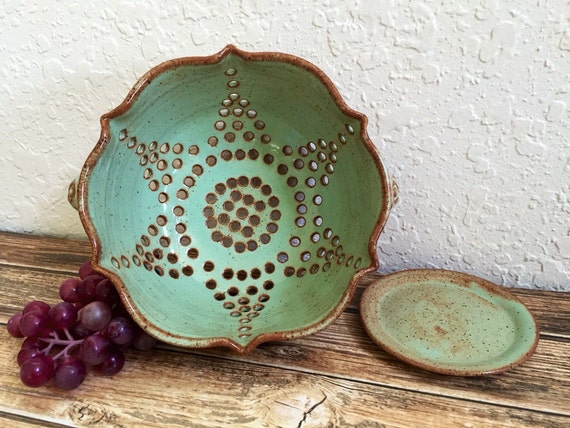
left=0, top=1, right=568, bottom=290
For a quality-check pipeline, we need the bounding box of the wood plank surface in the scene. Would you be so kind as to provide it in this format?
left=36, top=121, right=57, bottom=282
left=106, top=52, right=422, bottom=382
left=1, top=326, right=569, bottom=428
left=0, top=232, right=91, bottom=274
left=1, top=258, right=569, bottom=416
left=2, top=231, right=569, bottom=338
left=0, top=231, right=569, bottom=427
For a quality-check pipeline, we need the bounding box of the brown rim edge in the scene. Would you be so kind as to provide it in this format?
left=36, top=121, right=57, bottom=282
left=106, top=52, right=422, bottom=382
left=77, top=44, right=393, bottom=354
left=360, top=269, right=541, bottom=376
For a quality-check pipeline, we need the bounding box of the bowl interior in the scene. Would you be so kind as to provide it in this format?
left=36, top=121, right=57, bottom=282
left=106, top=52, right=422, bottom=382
left=83, top=49, right=387, bottom=350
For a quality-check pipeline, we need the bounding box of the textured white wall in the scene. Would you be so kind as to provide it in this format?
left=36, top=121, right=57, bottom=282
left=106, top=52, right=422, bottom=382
left=0, top=1, right=568, bottom=290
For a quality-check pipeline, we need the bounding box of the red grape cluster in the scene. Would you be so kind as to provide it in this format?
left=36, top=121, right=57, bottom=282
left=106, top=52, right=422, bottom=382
left=6, top=262, right=157, bottom=390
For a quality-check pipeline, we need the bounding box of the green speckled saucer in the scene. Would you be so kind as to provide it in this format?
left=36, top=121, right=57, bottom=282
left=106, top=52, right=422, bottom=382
left=360, top=269, right=539, bottom=376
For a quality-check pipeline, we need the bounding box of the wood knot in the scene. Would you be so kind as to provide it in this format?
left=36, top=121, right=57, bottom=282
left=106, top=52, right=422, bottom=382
left=263, top=344, right=306, bottom=361
left=68, top=401, right=115, bottom=425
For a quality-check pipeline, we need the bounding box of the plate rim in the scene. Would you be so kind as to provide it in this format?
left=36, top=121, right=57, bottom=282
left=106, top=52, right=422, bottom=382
left=360, top=269, right=540, bottom=376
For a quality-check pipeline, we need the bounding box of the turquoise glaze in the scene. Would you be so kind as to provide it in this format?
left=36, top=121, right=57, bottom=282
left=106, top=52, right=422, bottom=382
left=74, top=46, right=395, bottom=353
left=360, top=269, right=539, bottom=375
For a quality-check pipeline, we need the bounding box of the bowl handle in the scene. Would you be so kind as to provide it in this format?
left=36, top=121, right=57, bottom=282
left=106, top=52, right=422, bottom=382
left=68, top=177, right=80, bottom=211
left=387, top=175, right=399, bottom=210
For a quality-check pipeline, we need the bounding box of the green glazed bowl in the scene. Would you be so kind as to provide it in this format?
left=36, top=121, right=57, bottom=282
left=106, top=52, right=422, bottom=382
left=70, top=45, right=397, bottom=353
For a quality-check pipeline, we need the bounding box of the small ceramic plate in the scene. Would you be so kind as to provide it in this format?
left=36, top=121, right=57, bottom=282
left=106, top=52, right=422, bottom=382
left=360, top=269, right=540, bottom=376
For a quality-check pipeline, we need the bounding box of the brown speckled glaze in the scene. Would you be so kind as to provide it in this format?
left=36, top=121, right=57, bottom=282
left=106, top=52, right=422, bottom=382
left=360, top=269, right=540, bottom=376
left=71, top=45, right=397, bottom=353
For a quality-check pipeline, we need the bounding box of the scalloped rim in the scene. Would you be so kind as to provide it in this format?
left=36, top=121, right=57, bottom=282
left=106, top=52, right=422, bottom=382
left=76, top=45, right=393, bottom=353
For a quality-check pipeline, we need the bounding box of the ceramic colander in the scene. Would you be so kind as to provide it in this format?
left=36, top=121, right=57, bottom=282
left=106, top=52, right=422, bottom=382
left=69, top=45, right=397, bottom=353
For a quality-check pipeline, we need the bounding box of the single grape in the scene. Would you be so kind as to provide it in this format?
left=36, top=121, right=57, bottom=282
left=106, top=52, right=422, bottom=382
left=112, top=301, right=130, bottom=318
left=20, top=336, right=42, bottom=350
left=77, top=275, right=105, bottom=303
left=7, top=312, right=24, bottom=338
left=94, top=347, right=125, bottom=376
left=17, top=348, right=43, bottom=367
left=132, top=327, right=157, bottom=351
left=59, top=278, right=81, bottom=303
left=20, top=355, right=54, bottom=387
left=102, top=317, right=134, bottom=346
left=71, top=321, right=92, bottom=339
left=54, top=356, right=87, bottom=390
left=78, top=261, right=94, bottom=279
left=79, top=301, right=112, bottom=331
left=23, top=301, right=50, bottom=316
left=79, top=334, right=112, bottom=366
left=19, top=312, right=50, bottom=338
left=95, top=279, right=119, bottom=305
left=48, top=302, right=77, bottom=330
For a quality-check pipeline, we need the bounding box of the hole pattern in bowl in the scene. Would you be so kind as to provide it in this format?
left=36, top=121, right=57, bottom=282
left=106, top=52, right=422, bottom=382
left=76, top=45, right=393, bottom=353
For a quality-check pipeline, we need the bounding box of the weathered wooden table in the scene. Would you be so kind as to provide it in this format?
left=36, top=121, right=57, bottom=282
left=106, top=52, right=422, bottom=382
left=0, top=231, right=568, bottom=427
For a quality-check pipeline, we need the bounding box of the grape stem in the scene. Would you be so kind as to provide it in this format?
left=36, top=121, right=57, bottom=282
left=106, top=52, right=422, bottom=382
left=39, top=329, right=84, bottom=361
left=64, top=328, right=74, bottom=341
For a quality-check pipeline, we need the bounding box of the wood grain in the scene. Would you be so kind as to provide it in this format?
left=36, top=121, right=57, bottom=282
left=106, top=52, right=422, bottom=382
left=0, top=232, right=569, bottom=427
left=1, top=327, right=569, bottom=428
left=2, top=231, right=568, bottom=338
left=1, top=262, right=569, bottom=416
left=0, top=232, right=91, bottom=274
